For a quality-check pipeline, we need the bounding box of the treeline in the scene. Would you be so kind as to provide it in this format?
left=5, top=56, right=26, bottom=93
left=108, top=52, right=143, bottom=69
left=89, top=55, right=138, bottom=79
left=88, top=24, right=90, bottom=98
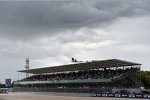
left=0, top=84, right=6, bottom=88
left=113, top=71, right=150, bottom=89
left=137, top=71, right=150, bottom=89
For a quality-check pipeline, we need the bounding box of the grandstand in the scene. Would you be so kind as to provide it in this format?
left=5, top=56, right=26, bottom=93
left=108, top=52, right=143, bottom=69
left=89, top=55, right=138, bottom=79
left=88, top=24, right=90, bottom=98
left=13, top=59, right=141, bottom=93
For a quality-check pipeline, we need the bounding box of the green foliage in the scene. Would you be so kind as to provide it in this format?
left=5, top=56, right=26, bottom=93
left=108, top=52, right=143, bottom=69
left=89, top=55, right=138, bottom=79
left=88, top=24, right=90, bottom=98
left=114, top=71, right=150, bottom=89
left=0, top=84, right=5, bottom=88
left=136, top=71, right=150, bottom=88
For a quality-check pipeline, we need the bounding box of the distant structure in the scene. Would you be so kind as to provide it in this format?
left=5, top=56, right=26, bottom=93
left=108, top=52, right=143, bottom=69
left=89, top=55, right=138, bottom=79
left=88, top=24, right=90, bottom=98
left=24, top=58, right=30, bottom=78
left=71, top=58, right=83, bottom=63
left=5, top=79, right=11, bottom=88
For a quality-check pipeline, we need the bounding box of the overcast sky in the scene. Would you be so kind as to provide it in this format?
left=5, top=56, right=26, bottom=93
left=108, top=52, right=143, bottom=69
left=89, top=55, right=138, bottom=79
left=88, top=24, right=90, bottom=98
left=0, top=0, right=150, bottom=83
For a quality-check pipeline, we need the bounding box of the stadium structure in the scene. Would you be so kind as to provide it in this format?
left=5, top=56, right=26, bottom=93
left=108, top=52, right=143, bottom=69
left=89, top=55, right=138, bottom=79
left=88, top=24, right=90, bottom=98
left=13, top=59, right=142, bottom=94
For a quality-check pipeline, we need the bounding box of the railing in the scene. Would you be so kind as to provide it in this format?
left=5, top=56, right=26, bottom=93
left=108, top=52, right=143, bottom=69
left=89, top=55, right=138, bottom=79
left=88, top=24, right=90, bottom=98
left=14, top=78, right=112, bottom=85
left=12, top=87, right=112, bottom=93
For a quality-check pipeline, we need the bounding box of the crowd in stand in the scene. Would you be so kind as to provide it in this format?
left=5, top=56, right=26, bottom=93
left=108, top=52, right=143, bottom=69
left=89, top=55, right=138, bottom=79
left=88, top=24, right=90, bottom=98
left=22, top=67, right=139, bottom=81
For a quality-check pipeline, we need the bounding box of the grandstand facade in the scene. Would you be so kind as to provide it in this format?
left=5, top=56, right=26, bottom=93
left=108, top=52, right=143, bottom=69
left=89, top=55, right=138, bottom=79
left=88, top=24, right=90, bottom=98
left=13, top=59, right=142, bottom=93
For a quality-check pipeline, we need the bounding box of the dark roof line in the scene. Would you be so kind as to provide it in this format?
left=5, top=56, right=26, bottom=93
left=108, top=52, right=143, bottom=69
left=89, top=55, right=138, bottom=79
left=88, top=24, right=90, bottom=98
left=18, top=58, right=141, bottom=74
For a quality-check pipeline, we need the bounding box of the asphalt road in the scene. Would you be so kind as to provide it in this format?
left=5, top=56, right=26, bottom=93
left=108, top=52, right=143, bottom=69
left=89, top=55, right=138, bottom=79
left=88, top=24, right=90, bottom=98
left=0, top=92, right=145, bottom=100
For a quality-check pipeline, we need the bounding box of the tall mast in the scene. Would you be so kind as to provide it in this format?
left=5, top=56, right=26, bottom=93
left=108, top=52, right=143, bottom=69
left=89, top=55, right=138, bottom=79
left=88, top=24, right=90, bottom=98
left=25, top=57, right=30, bottom=78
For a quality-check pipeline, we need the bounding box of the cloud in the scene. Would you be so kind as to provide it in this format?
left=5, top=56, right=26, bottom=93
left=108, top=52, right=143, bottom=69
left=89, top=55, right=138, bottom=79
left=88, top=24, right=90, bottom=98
left=0, top=1, right=150, bottom=40
left=108, top=15, right=150, bottom=45
left=0, top=1, right=150, bottom=82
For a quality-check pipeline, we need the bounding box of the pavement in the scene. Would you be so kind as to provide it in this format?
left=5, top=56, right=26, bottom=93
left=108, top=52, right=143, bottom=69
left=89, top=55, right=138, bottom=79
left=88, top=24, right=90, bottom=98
left=0, top=92, right=145, bottom=100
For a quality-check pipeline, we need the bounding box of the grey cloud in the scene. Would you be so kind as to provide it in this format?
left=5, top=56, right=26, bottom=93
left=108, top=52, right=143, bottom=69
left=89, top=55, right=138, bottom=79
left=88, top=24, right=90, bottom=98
left=0, top=1, right=150, bottom=82
left=0, top=1, right=150, bottom=40
left=53, top=28, right=107, bottom=43
left=94, top=0, right=150, bottom=16
left=107, top=15, right=150, bottom=45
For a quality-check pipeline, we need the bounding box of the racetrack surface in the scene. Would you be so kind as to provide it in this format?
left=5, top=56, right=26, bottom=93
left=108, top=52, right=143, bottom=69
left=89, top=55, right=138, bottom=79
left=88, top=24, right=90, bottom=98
left=0, top=92, right=145, bottom=100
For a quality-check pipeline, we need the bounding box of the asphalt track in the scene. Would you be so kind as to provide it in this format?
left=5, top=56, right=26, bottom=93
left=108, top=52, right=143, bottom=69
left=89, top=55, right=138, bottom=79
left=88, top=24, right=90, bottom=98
left=0, top=92, right=146, bottom=100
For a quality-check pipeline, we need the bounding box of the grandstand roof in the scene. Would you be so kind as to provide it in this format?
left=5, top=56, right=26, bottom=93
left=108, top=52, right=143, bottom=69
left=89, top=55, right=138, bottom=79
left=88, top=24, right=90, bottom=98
left=18, top=59, right=141, bottom=74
